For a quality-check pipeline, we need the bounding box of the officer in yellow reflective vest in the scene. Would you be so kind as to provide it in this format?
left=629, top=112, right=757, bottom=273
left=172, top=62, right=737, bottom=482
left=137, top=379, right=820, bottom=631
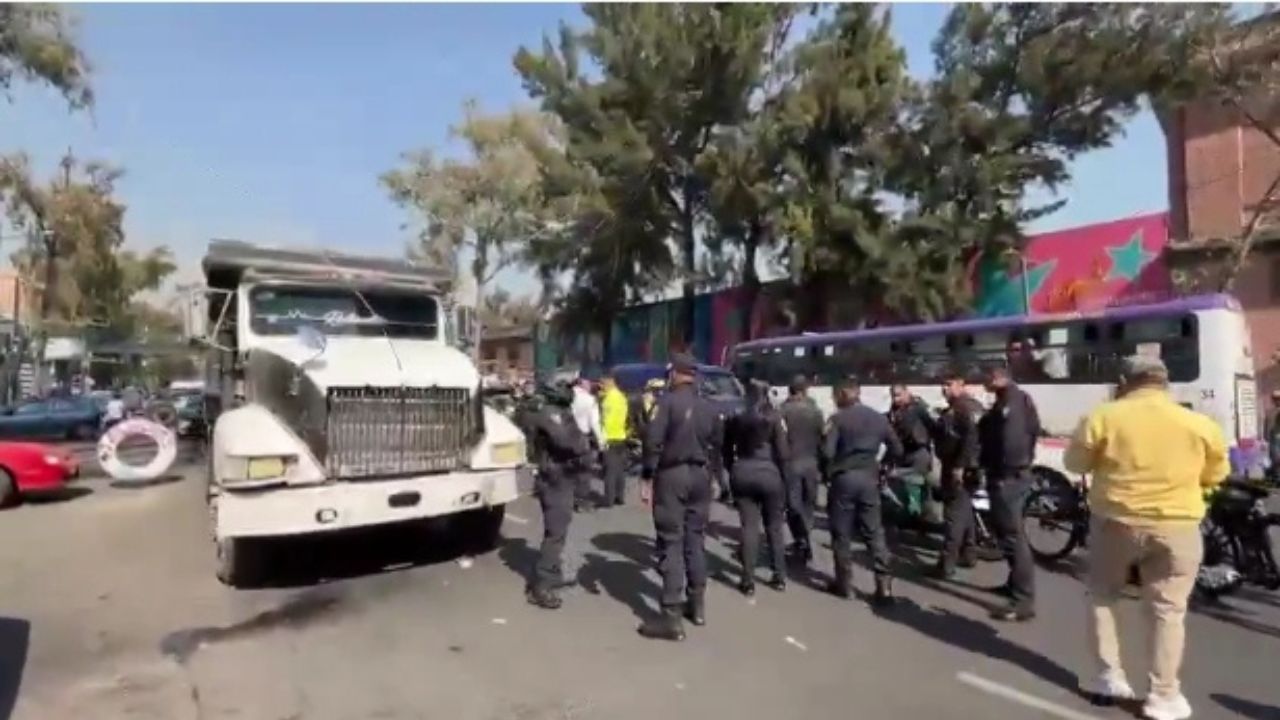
left=600, top=372, right=631, bottom=507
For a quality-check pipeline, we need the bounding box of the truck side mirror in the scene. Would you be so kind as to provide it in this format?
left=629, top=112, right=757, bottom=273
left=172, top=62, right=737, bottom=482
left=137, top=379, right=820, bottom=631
left=455, top=306, right=477, bottom=349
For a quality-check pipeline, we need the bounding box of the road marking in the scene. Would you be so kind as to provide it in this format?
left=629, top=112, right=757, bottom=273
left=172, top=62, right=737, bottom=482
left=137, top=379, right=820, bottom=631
left=505, top=514, right=530, bottom=525
left=784, top=636, right=808, bottom=652
left=956, top=672, right=1100, bottom=720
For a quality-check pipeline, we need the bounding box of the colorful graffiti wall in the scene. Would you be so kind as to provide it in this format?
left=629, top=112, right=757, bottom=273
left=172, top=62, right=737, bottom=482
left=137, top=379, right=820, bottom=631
left=535, top=212, right=1175, bottom=373
left=973, top=212, right=1172, bottom=316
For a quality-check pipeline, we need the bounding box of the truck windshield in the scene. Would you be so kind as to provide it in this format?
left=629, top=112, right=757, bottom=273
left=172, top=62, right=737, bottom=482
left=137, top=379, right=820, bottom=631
left=250, top=285, right=438, bottom=339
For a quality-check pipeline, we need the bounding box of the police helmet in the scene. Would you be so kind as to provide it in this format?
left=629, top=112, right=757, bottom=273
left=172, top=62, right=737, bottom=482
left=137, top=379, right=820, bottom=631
left=538, top=380, right=575, bottom=407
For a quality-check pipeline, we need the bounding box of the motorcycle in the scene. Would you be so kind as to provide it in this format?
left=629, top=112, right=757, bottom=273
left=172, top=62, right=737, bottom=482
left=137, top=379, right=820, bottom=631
left=1023, top=471, right=1279, bottom=600
left=880, top=465, right=1003, bottom=562
left=1198, top=478, right=1280, bottom=599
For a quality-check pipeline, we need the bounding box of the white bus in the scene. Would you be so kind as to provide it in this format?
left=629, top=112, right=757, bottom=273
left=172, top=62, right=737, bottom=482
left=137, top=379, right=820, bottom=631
left=729, top=294, right=1261, bottom=483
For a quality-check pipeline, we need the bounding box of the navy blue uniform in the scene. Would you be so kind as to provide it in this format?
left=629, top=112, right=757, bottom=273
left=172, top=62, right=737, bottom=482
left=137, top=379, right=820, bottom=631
left=978, top=383, right=1042, bottom=611
left=888, top=399, right=934, bottom=475
left=526, top=403, right=590, bottom=594
left=780, top=395, right=824, bottom=554
left=643, top=382, right=724, bottom=610
left=823, top=402, right=903, bottom=592
left=723, top=405, right=789, bottom=588
left=934, top=394, right=983, bottom=572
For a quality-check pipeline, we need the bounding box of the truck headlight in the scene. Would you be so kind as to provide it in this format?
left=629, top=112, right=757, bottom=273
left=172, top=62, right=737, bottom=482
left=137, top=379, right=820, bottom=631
left=220, top=455, right=294, bottom=487
left=489, top=442, right=525, bottom=465
left=246, top=456, right=291, bottom=480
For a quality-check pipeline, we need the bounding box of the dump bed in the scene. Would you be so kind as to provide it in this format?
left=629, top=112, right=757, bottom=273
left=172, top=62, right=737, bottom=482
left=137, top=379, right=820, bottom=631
left=202, top=239, right=451, bottom=293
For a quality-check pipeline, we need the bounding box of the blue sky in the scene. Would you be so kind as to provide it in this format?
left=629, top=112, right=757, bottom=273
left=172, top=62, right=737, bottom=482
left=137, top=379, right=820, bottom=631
left=3, top=3, right=1169, bottom=293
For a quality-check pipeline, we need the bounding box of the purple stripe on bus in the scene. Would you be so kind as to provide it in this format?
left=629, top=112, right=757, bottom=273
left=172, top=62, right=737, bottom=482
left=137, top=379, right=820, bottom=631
left=733, top=294, right=1238, bottom=352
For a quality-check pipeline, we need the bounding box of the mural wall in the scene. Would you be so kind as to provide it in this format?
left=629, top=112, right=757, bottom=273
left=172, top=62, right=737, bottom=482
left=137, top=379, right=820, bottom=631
left=535, top=211, right=1174, bottom=373
left=973, top=212, right=1172, bottom=316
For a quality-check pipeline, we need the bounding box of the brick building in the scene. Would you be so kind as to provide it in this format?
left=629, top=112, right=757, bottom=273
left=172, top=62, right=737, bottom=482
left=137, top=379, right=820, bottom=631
left=1160, top=20, right=1280, bottom=396
left=480, top=324, right=534, bottom=379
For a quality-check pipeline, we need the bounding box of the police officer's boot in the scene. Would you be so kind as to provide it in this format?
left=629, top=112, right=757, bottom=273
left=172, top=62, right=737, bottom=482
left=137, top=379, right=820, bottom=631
left=826, top=567, right=852, bottom=600
left=684, top=592, right=706, bottom=627
left=638, top=606, right=686, bottom=641
left=525, top=584, right=562, bottom=610
left=872, top=574, right=896, bottom=608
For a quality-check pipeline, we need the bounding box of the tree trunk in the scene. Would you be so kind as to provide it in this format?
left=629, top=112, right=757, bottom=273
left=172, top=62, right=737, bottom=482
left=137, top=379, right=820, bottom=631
left=34, top=232, right=57, bottom=396
left=740, top=224, right=762, bottom=343
left=679, top=204, right=697, bottom=354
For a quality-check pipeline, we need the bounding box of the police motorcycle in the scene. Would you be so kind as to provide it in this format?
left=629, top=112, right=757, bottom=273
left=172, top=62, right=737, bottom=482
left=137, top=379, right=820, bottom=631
left=878, top=461, right=1003, bottom=561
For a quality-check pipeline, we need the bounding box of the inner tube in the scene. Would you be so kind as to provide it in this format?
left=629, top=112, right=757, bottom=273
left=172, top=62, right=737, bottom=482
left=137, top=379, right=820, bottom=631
left=97, top=418, right=178, bottom=482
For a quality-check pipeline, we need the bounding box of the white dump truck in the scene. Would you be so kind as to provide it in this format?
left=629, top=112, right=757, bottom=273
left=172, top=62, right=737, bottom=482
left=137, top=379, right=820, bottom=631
left=194, top=240, right=527, bottom=586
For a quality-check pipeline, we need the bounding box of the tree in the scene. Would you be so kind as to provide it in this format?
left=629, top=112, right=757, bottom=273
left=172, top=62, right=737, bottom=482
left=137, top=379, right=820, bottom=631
left=382, top=104, right=569, bottom=355
left=383, top=104, right=567, bottom=289
left=479, top=287, right=540, bottom=329
left=769, top=4, right=911, bottom=325
left=697, top=5, right=803, bottom=340
left=0, top=153, right=175, bottom=352
left=0, top=3, right=92, bottom=110
left=884, top=3, right=1233, bottom=318
left=515, top=4, right=798, bottom=349
left=1168, top=9, right=1280, bottom=291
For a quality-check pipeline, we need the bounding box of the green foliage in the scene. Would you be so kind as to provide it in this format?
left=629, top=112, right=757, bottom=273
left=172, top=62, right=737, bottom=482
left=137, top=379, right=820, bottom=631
left=0, top=3, right=92, bottom=109
left=405, top=2, right=1272, bottom=340
left=0, top=153, right=175, bottom=338
left=515, top=3, right=801, bottom=343
left=382, top=104, right=569, bottom=296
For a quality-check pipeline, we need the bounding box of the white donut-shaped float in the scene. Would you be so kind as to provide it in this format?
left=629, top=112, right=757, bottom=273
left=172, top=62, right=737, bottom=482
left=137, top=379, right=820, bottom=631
left=97, top=418, right=178, bottom=482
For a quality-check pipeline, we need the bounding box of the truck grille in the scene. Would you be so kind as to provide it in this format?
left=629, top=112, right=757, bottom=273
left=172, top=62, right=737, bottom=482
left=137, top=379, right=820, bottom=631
left=326, top=387, right=474, bottom=479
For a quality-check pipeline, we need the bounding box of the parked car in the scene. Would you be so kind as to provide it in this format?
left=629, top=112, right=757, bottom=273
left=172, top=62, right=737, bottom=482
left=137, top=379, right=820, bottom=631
left=0, top=441, right=79, bottom=507
left=0, top=397, right=103, bottom=441
left=610, top=362, right=746, bottom=417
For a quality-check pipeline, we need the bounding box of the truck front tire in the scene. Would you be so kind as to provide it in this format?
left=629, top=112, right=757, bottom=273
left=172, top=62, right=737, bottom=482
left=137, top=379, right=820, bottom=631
left=215, top=537, right=260, bottom=587
left=457, top=506, right=505, bottom=554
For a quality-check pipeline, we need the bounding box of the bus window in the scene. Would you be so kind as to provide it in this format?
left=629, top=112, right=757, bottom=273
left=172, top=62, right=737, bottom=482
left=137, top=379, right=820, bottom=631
left=1117, top=315, right=1199, bottom=382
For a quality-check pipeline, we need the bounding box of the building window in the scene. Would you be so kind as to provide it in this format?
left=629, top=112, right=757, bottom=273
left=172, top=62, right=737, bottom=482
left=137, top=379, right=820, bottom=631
left=482, top=344, right=497, bottom=361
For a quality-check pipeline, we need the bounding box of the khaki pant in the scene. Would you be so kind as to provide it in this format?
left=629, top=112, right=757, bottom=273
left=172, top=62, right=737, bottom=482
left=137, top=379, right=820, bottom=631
left=1087, top=516, right=1202, bottom=698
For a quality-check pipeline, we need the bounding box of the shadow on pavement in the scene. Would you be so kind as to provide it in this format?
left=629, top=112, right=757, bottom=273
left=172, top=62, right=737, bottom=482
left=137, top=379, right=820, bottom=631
left=0, top=617, right=30, bottom=720
left=874, top=597, right=1079, bottom=694
left=160, top=587, right=347, bottom=666
left=251, top=518, right=481, bottom=589
left=586, top=532, right=665, bottom=620
left=1211, top=692, right=1278, bottom=720
left=22, top=486, right=93, bottom=505
left=1192, top=599, right=1280, bottom=640
left=108, top=474, right=186, bottom=490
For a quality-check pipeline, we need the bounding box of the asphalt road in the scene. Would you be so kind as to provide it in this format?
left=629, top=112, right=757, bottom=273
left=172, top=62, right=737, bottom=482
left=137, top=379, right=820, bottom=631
left=1, top=465, right=1277, bottom=720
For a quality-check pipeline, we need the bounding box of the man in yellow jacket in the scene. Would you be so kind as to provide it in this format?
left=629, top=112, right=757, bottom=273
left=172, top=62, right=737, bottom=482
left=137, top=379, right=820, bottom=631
left=600, top=371, right=631, bottom=507
left=1064, top=355, right=1229, bottom=720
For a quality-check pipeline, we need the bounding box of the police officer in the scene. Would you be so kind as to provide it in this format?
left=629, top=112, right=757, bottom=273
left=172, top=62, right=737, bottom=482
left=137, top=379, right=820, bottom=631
left=524, top=380, right=591, bottom=610
left=887, top=384, right=934, bottom=518
left=933, top=370, right=982, bottom=578
left=978, top=364, right=1041, bottom=622
left=780, top=374, right=823, bottom=564
left=638, top=353, right=724, bottom=641
left=823, top=377, right=902, bottom=607
left=723, top=379, right=789, bottom=596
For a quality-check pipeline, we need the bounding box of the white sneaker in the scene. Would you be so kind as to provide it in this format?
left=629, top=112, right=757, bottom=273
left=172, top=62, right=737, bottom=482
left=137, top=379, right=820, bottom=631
left=1143, top=693, right=1193, bottom=720
left=1081, top=671, right=1137, bottom=704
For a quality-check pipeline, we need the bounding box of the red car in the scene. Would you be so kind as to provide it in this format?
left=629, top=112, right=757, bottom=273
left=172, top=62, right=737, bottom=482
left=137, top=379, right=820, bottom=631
left=0, top=441, right=80, bottom=507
